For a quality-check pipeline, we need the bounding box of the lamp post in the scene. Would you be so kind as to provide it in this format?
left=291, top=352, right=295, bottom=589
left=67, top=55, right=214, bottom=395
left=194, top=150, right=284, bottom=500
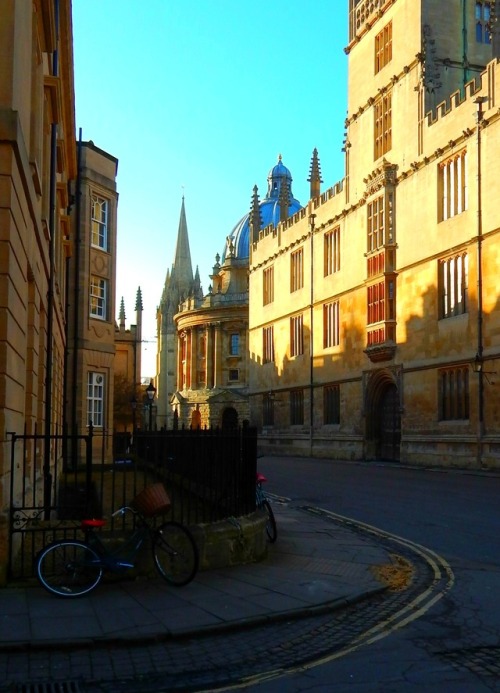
left=130, top=396, right=137, bottom=436
left=145, top=380, right=156, bottom=431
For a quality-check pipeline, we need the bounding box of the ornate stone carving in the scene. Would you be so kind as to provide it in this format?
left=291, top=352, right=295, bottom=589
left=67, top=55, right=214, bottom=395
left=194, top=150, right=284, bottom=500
left=364, top=159, right=397, bottom=196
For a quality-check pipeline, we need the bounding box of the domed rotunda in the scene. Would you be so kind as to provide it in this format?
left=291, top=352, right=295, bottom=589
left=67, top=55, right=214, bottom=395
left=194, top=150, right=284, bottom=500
left=157, top=150, right=322, bottom=430
left=222, top=155, right=303, bottom=264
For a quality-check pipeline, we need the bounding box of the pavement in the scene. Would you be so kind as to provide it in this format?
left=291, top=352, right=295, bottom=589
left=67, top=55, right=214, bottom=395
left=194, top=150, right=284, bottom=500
left=0, top=501, right=392, bottom=652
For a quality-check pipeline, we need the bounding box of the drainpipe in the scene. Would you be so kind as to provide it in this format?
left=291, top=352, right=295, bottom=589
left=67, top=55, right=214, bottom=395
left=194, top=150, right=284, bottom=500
left=474, top=96, right=487, bottom=467
left=72, top=130, right=83, bottom=444
left=462, top=0, right=470, bottom=89
left=309, top=211, right=316, bottom=457
left=43, top=0, right=59, bottom=519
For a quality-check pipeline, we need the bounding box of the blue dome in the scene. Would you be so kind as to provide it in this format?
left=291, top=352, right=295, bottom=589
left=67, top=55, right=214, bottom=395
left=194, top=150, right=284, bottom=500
left=222, top=155, right=302, bottom=263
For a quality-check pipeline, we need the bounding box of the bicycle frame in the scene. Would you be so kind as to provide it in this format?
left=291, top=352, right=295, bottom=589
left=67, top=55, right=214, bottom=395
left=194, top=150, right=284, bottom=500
left=83, top=508, right=151, bottom=573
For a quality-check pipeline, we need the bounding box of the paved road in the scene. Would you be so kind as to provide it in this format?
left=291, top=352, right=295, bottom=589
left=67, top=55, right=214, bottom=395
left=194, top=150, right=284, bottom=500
left=3, top=456, right=499, bottom=691
left=247, top=456, right=500, bottom=692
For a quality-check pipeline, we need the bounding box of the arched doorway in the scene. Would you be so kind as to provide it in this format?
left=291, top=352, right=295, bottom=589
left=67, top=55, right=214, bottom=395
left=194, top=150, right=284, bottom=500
left=191, top=405, right=201, bottom=429
left=222, top=407, right=238, bottom=429
left=365, top=370, right=401, bottom=462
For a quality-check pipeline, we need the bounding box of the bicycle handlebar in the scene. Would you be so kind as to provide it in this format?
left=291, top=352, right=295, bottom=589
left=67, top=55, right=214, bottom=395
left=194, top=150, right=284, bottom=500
left=111, top=506, right=136, bottom=518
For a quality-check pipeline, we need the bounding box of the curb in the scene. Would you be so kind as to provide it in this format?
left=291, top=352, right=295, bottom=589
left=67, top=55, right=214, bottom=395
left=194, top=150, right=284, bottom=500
left=0, top=586, right=388, bottom=654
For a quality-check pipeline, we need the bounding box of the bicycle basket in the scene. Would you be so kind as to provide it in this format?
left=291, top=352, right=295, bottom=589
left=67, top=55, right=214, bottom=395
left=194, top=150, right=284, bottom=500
left=132, top=483, right=171, bottom=517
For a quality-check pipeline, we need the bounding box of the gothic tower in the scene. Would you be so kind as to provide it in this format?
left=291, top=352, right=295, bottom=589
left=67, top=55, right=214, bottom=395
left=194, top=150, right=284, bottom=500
left=156, top=197, right=201, bottom=428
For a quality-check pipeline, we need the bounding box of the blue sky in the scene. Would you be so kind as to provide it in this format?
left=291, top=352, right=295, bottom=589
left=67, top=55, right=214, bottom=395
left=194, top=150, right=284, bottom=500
left=72, top=1, right=349, bottom=376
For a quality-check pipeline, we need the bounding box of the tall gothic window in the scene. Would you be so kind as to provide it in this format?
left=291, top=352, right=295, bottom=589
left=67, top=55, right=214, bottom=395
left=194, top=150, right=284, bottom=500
left=438, top=253, right=468, bottom=319
left=323, top=301, right=340, bottom=348
left=439, top=366, right=469, bottom=420
left=263, top=326, right=275, bottom=364
left=290, top=315, right=304, bottom=357
left=263, top=266, right=274, bottom=305
left=324, top=227, right=341, bottom=276
left=439, top=150, right=468, bottom=221
left=290, top=389, right=304, bottom=426
left=290, top=249, right=304, bottom=292
left=324, top=384, right=340, bottom=425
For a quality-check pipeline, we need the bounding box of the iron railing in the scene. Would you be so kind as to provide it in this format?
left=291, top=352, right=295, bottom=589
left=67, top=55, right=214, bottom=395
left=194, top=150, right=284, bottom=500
left=7, top=425, right=257, bottom=579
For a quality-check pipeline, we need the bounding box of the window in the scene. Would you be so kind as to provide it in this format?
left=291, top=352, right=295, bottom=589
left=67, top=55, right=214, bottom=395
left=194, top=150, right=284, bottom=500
left=439, top=150, right=468, bottom=221
left=324, top=384, right=340, bottom=425
left=439, top=366, right=469, bottom=420
left=367, top=281, right=385, bottom=325
left=290, top=315, right=304, bottom=357
left=228, top=369, right=239, bottom=382
left=439, top=252, right=468, bottom=318
left=263, top=393, right=274, bottom=426
left=87, top=372, right=104, bottom=427
left=476, top=1, right=491, bottom=43
left=290, top=248, right=304, bottom=292
left=323, top=301, right=340, bottom=348
left=263, top=266, right=274, bottom=305
left=324, top=227, right=341, bottom=276
left=375, top=21, right=392, bottom=73
left=229, top=333, right=239, bottom=356
left=91, top=194, right=108, bottom=250
left=290, top=389, right=304, bottom=425
left=263, top=326, right=275, bottom=364
left=90, top=276, right=107, bottom=319
left=367, top=196, right=384, bottom=252
left=374, top=92, right=392, bottom=159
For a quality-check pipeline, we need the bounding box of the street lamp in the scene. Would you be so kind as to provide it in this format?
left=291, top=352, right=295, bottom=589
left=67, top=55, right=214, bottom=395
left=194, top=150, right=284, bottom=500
left=145, top=380, right=156, bottom=431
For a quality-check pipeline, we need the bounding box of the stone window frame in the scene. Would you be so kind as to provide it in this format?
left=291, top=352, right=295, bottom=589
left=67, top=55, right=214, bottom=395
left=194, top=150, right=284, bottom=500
left=91, top=193, right=109, bottom=251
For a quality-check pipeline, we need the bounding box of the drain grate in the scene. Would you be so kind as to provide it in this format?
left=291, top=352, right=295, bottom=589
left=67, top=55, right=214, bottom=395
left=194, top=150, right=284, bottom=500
left=15, top=682, right=82, bottom=693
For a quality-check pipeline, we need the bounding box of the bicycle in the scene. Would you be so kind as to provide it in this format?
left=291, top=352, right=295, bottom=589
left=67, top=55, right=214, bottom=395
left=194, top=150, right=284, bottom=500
left=256, top=472, right=277, bottom=543
left=35, top=483, right=199, bottom=597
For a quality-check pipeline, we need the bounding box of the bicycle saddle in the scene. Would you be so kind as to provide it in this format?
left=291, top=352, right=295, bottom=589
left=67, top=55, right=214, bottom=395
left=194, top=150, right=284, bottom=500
left=81, top=519, right=107, bottom=528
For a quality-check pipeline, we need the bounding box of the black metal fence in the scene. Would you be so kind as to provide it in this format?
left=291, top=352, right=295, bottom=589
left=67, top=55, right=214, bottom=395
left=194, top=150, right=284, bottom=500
left=8, top=425, right=257, bottom=579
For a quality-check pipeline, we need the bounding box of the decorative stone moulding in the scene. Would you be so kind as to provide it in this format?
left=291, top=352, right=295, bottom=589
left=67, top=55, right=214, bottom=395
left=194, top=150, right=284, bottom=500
left=364, top=342, right=397, bottom=363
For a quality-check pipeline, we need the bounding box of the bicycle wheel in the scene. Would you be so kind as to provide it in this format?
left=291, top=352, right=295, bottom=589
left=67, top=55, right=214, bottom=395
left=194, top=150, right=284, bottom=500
left=263, top=500, right=277, bottom=543
left=153, top=521, right=199, bottom=586
left=36, top=540, right=103, bottom=597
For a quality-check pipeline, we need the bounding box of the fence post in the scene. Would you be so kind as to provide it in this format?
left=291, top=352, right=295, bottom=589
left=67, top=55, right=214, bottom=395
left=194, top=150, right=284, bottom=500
left=85, top=422, right=94, bottom=513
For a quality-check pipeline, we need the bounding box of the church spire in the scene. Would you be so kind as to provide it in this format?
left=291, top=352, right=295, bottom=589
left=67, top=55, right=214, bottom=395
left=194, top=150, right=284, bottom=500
left=171, top=196, right=194, bottom=287
left=308, top=147, right=323, bottom=200
left=135, top=286, right=143, bottom=312
left=135, top=286, right=143, bottom=343
left=119, top=296, right=126, bottom=330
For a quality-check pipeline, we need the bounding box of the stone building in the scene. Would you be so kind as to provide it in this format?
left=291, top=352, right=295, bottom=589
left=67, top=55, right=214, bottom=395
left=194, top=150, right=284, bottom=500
left=0, top=1, right=124, bottom=582
left=0, top=0, right=78, bottom=581
left=248, top=0, right=500, bottom=468
left=156, top=198, right=202, bottom=429
left=65, top=140, right=118, bottom=461
left=114, top=288, right=143, bottom=433
left=157, top=157, right=302, bottom=429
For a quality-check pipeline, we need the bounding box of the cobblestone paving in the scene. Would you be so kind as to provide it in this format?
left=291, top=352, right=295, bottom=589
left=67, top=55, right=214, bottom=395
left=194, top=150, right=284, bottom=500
left=2, top=514, right=441, bottom=693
